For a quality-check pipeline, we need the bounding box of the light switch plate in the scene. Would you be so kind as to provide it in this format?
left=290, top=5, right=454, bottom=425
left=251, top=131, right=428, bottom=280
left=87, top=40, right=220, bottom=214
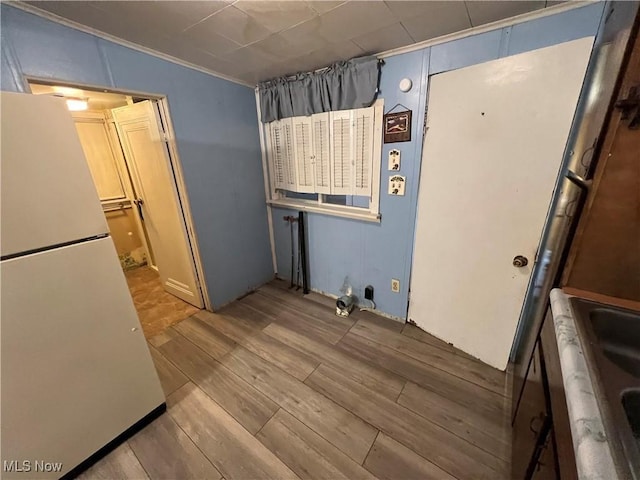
left=388, top=175, right=406, bottom=196
left=388, top=149, right=401, bottom=171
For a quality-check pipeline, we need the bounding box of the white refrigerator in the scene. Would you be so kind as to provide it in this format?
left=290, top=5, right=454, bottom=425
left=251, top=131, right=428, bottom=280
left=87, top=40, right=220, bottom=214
left=1, top=92, right=165, bottom=479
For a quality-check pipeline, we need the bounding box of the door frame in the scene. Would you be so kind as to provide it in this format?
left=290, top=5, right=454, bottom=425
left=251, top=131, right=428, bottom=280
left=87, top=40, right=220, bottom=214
left=24, top=76, right=212, bottom=311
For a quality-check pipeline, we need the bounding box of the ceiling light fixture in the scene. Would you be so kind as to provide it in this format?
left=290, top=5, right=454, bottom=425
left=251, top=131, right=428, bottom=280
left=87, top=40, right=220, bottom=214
left=65, top=98, right=89, bottom=111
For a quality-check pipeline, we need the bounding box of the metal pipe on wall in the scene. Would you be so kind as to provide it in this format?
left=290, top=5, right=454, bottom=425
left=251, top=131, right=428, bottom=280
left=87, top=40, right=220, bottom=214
left=298, top=211, right=309, bottom=294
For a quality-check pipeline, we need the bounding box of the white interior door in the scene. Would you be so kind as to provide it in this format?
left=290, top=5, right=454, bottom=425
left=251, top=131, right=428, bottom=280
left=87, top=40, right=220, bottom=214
left=112, top=101, right=203, bottom=308
left=408, top=37, right=594, bottom=370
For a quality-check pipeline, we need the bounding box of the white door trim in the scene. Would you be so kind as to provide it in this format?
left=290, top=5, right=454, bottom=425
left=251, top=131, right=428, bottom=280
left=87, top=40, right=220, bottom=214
left=25, top=77, right=212, bottom=311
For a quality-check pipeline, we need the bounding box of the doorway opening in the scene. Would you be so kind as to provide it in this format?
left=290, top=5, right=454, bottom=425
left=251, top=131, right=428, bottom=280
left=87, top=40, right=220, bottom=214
left=27, top=80, right=208, bottom=339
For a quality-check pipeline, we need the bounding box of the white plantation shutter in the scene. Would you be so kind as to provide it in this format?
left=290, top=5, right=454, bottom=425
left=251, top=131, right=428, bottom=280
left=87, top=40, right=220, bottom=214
left=268, top=120, right=287, bottom=190
left=311, top=112, right=331, bottom=194
left=267, top=105, right=379, bottom=199
left=280, top=119, right=297, bottom=191
left=292, top=117, right=314, bottom=193
left=352, top=107, right=374, bottom=196
left=330, top=110, right=353, bottom=195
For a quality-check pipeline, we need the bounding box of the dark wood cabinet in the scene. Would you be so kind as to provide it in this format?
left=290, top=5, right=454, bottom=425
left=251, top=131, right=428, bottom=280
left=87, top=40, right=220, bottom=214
left=511, top=308, right=578, bottom=480
left=540, top=310, right=578, bottom=479
left=530, top=429, right=558, bottom=480
left=512, top=341, right=550, bottom=479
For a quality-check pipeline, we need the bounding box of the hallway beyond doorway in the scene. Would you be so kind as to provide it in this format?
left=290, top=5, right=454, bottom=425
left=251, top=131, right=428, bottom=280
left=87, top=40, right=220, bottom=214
left=125, top=266, right=200, bottom=338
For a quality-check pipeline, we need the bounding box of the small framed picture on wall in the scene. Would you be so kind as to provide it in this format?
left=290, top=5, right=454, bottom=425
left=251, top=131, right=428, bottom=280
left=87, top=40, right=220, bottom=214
left=383, top=110, right=411, bottom=143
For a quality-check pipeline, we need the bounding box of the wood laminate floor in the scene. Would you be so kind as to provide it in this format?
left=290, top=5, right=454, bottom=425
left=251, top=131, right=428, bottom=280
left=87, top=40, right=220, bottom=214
left=125, top=266, right=201, bottom=339
left=80, top=280, right=511, bottom=480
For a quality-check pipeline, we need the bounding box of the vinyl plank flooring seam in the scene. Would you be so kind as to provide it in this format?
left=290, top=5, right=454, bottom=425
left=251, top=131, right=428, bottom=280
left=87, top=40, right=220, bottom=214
left=162, top=326, right=277, bottom=436
left=400, top=322, right=475, bottom=357
left=152, top=389, right=231, bottom=475
left=248, top=291, right=351, bottom=343
left=335, top=334, right=505, bottom=436
left=349, top=322, right=505, bottom=394
left=221, top=347, right=379, bottom=464
left=300, top=363, right=385, bottom=440
left=306, top=365, right=506, bottom=479
left=167, top=416, right=225, bottom=480
left=277, top=401, right=379, bottom=467
left=396, top=388, right=509, bottom=463
left=335, top=318, right=354, bottom=344
left=394, top=380, right=407, bottom=403
left=167, top=383, right=300, bottom=480
left=389, top=414, right=509, bottom=477
left=401, top=323, right=491, bottom=366
left=348, top=328, right=505, bottom=399
left=302, top=362, right=322, bottom=382
left=263, top=286, right=496, bottom=393
left=263, top=323, right=406, bottom=401
left=253, top=406, right=282, bottom=438
left=361, top=430, right=382, bottom=467
left=124, top=441, right=153, bottom=480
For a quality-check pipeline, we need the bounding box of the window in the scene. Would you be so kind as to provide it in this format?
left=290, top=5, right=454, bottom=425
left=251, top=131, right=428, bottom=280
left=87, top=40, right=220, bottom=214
left=262, top=101, right=383, bottom=222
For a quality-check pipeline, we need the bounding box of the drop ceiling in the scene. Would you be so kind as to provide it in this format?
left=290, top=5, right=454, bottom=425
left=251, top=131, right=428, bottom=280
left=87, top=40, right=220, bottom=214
left=23, top=1, right=564, bottom=86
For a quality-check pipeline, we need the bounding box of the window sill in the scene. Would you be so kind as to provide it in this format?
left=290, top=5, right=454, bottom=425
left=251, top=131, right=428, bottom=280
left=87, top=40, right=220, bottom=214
left=267, top=199, right=381, bottom=223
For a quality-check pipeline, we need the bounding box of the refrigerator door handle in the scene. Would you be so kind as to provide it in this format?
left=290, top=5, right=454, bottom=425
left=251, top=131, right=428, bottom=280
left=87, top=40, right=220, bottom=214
left=133, top=198, right=145, bottom=221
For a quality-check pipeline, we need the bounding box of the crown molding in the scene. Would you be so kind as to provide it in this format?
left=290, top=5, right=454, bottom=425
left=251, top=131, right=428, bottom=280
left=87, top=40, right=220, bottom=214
left=377, top=1, right=599, bottom=59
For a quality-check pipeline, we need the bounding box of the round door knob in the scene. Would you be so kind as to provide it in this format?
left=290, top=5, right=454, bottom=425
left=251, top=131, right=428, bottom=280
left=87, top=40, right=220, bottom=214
left=513, top=255, right=529, bottom=268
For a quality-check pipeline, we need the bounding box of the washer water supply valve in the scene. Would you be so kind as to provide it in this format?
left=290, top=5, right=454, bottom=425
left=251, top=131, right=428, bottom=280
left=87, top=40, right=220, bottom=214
left=336, top=277, right=355, bottom=317
left=336, top=295, right=355, bottom=317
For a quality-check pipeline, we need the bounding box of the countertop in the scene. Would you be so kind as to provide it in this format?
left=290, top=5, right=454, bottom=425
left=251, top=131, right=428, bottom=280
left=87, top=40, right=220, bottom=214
left=549, top=288, right=619, bottom=480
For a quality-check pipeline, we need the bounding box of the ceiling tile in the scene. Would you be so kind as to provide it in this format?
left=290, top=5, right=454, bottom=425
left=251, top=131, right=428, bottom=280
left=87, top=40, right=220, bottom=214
left=234, top=1, right=317, bottom=33
left=465, top=1, right=546, bottom=26
left=250, top=34, right=312, bottom=61
left=255, top=61, right=301, bottom=81
left=192, top=55, right=244, bottom=77
left=305, top=1, right=345, bottom=15
left=26, top=1, right=101, bottom=24
left=278, top=17, right=334, bottom=52
left=401, top=2, right=472, bottom=42
left=185, top=5, right=272, bottom=46
left=179, top=27, right=241, bottom=56
left=385, top=0, right=457, bottom=20
left=352, top=22, right=414, bottom=55
left=90, top=1, right=194, bottom=34
left=27, top=2, right=162, bottom=47
left=289, top=40, right=365, bottom=72
left=314, top=1, right=399, bottom=42
left=146, top=35, right=223, bottom=68
left=157, top=1, right=232, bottom=25
left=218, top=45, right=280, bottom=73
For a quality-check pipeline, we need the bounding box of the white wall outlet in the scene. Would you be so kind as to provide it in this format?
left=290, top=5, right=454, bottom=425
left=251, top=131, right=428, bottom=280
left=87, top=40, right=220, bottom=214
left=388, top=149, right=401, bottom=171
left=388, top=175, right=406, bottom=196
left=391, top=279, right=400, bottom=292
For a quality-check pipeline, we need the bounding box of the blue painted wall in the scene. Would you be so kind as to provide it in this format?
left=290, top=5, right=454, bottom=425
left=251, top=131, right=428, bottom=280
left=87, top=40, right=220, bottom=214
left=272, top=3, right=605, bottom=320
left=0, top=4, right=274, bottom=309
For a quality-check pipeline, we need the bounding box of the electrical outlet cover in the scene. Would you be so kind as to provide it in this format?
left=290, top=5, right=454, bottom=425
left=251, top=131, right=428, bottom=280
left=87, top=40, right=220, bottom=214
left=391, top=279, right=400, bottom=292
left=388, top=149, right=401, bottom=171
left=388, top=175, right=406, bottom=196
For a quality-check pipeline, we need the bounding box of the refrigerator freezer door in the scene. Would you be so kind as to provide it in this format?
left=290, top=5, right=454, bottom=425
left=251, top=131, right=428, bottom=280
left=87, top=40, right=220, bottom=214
left=1, top=92, right=108, bottom=258
left=1, top=237, right=164, bottom=479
